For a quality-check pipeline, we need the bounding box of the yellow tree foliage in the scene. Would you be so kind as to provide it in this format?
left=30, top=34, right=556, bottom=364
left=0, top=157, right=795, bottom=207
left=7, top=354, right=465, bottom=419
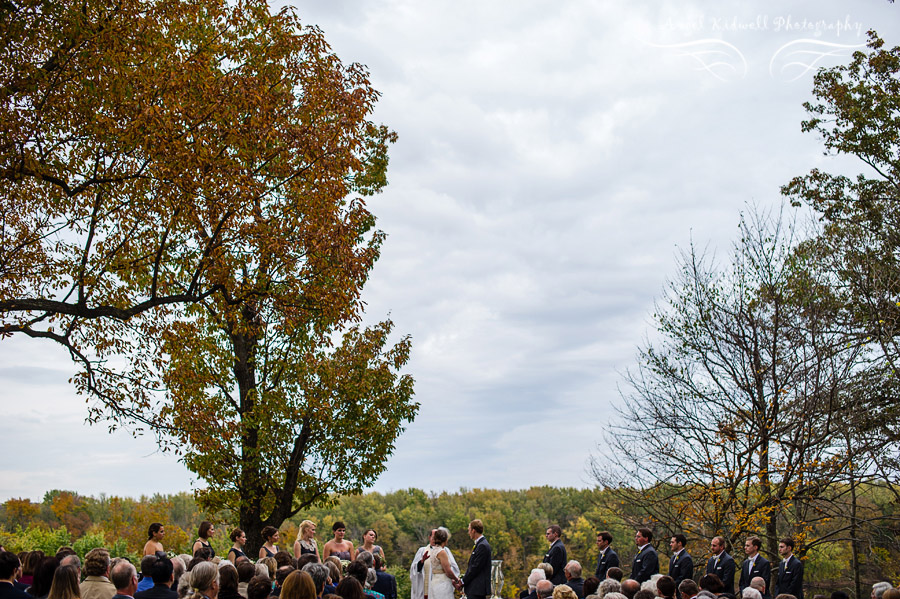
left=1, top=0, right=415, bottom=556
left=3, top=498, right=39, bottom=527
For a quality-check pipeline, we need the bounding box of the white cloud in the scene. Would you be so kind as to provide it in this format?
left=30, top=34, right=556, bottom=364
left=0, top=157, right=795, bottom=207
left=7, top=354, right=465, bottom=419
left=3, top=0, right=899, bottom=501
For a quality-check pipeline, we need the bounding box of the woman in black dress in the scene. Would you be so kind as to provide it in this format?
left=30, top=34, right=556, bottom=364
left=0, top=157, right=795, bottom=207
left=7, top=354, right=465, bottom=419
left=228, top=528, right=247, bottom=563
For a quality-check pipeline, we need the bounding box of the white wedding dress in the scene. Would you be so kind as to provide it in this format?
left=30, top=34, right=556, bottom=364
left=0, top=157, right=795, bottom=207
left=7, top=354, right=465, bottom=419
left=430, top=547, right=456, bottom=599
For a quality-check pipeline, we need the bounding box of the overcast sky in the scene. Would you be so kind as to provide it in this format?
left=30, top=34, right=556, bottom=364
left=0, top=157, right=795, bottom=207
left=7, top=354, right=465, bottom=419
left=2, top=0, right=899, bottom=502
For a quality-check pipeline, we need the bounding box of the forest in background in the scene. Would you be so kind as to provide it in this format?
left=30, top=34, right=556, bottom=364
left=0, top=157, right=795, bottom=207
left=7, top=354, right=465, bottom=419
left=1, top=486, right=898, bottom=598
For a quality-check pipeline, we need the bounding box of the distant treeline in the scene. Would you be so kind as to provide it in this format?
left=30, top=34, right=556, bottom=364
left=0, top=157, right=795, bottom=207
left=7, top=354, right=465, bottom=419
left=1, top=486, right=897, bottom=597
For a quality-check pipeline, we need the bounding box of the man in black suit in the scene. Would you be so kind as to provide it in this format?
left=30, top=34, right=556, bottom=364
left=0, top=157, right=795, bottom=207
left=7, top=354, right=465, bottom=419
left=372, top=555, right=397, bottom=599
left=134, top=555, right=177, bottom=599
left=705, top=537, right=736, bottom=595
left=739, top=537, right=771, bottom=599
left=774, top=538, right=803, bottom=599
left=110, top=560, right=140, bottom=599
left=460, top=519, right=492, bottom=599
left=0, top=552, right=31, bottom=599
left=595, top=532, right=620, bottom=580
left=631, top=528, right=659, bottom=583
left=668, top=534, right=693, bottom=588
left=544, top=525, right=567, bottom=585
left=563, top=561, right=585, bottom=599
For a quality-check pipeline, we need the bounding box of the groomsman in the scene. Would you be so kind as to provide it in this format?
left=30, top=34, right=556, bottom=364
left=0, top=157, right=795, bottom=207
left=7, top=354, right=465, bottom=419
left=739, top=537, right=771, bottom=599
left=631, top=528, right=659, bottom=583
left=668, top=535, right=693, bottom=588
left=544, top=526, right=567, bottom=585
left=595, top=532, right=620, bottom=580
left=774, top=538, right=803, bottom=599
left=461, top=520, right=492, bottom=599
left=705, top=537, right=736, bottom=595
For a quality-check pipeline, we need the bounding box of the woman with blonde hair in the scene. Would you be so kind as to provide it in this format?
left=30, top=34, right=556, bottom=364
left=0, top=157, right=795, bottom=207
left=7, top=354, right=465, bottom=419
left=258, top=557, right=276, bottom=580
left=552, top=585, right=578, bottom=599
left=187, top=561, right=219, bottom=599
left=281, top=571, right=317, bottom=599
left=293, top=520, right=321, bottom=561
left=47, top=565, right=80, bottom=599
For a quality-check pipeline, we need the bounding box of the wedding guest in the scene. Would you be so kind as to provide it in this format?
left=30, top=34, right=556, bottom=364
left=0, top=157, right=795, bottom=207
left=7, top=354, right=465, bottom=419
left=335, top=579, right=365, bottom=599
left=246, top=577, right=269, bottom=599
left=30, top=557, right=60, bottom=599
left=281, top=571, right=317, bottom=599
left=582, top=578, right=600, bottom=599
left=216, top=564, right=242, bottom=599
left=186, top=563, right=219, bottom=599
left=0, top=552, right=31, bottom=599
left=110, top=561, right=139, bottom=599
left=135, top=555, right=178, bottom=599
left=301, top=564, right=328, bottom=599
left=597, top=579, right=620, bottom=599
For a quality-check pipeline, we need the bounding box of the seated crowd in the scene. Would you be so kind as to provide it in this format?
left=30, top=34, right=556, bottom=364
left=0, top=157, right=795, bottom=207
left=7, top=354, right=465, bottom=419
left=0, top=520, right=397, bottom=599
left=516, top=561, right=900, bottom=599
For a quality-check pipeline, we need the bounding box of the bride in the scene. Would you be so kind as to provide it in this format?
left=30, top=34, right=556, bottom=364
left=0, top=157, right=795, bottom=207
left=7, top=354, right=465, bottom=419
left=430, top=529, right=462, bottom=599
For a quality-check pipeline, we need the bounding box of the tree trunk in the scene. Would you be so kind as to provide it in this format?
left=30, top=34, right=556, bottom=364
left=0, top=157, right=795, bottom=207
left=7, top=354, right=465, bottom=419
left=847, top=435, right=861, bottom=599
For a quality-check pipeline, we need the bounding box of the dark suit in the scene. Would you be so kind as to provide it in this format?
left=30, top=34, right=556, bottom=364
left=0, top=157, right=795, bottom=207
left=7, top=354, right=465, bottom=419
left=135, top=584, right=177, bottom=599
left=631, top=545, right=659, bottom=583
left=669, top=550, right=694, bottom=588
left=706, top=552, right=736, bottom=595
left=372, top=571, right=397, bottom=599
left=544, top=539, right=567, bottom=585
left=739, top=555, right=771, bottom=599
left=567, top=578, right=585, bottom=599
left=463, top=536, right=492, bottom=599
left=595, top=548, right=620, bottom=579
left=0, top=583, right=32, bottom=599
left=774, top=556, right=803, bottom=599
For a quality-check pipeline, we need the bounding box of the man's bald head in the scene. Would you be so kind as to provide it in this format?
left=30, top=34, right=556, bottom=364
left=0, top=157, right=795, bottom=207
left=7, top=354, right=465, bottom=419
left=621, top=579, right=640, bottom=599
left=537, top=580, right=554, bottom=599
left=750, top=577, right=766, bottom=594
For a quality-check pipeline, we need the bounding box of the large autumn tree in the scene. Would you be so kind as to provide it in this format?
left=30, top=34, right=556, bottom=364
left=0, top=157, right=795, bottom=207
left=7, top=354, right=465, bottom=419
left=0, top=0, right=416, bottom=552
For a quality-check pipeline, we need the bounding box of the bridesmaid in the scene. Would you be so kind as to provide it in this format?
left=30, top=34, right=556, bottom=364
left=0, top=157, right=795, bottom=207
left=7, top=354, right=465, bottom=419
left=293, top=520, right=321, bottom=561
left=228, top=528, right=247, bottom=563
left=259, top=526, right=281, bottom=559
left=192, top=521, right=216, bottom=558
left=358, top=529, right=383, bottom=561
left=143, top=523, right=165, bottom=556
left=322, top=522, right=355, bottom=561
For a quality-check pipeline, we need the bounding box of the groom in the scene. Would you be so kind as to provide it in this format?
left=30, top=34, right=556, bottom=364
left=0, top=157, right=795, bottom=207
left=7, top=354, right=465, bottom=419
left=458, top=519, right=492, bottom=599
